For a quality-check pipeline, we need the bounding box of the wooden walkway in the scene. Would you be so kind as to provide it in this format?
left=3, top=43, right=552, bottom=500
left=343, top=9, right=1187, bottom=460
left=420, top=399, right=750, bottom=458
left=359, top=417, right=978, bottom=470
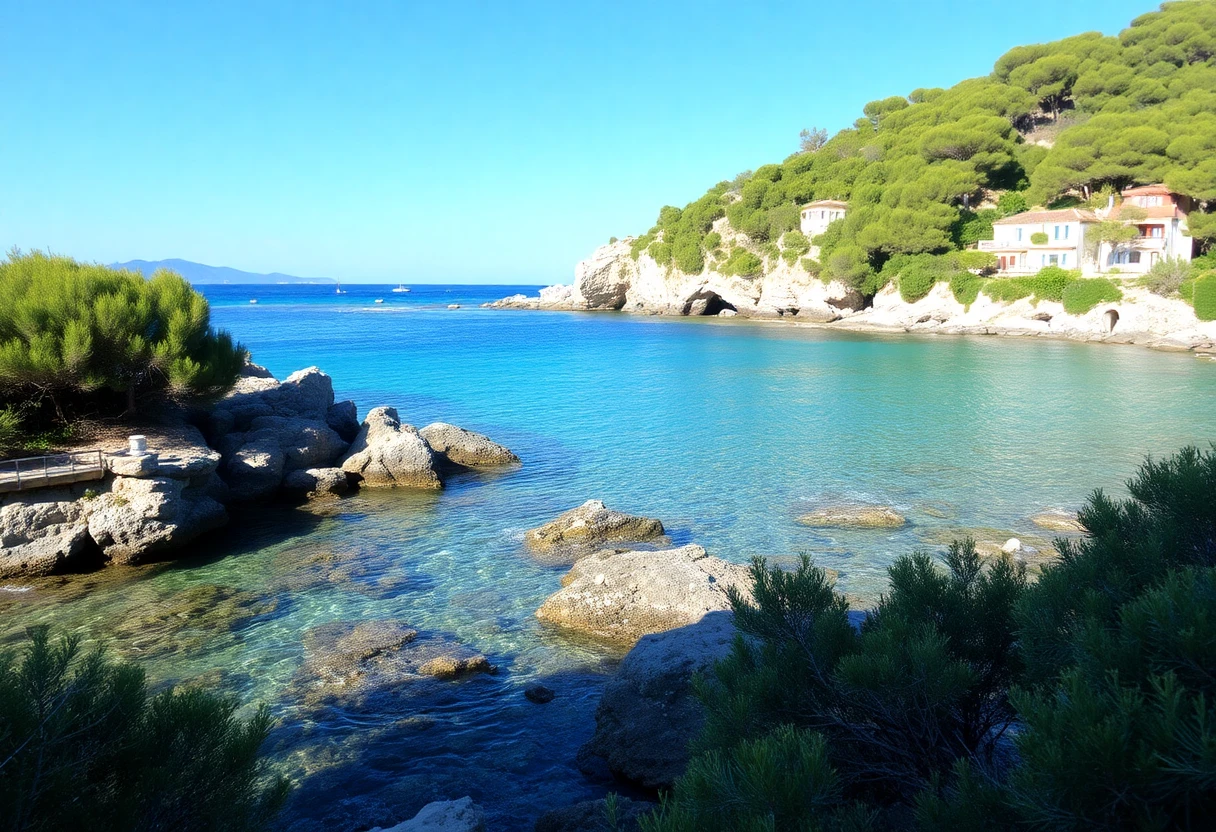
left=0, top=450, right=106, bottom=494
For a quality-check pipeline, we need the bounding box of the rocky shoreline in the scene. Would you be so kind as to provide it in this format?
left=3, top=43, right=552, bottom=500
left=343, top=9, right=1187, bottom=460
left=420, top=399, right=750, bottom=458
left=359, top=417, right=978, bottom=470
left=0, top=362, right=518, bottom=580
left=485, top=238, right=1216, bottom=354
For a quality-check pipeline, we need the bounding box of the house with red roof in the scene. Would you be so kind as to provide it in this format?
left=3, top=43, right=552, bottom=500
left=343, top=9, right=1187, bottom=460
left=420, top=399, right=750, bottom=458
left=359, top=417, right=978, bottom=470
left=977, top=184, right=1194, bottom=275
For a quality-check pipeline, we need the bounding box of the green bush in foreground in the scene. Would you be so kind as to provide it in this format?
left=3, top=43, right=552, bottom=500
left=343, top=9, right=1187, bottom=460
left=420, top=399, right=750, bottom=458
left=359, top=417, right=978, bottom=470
left=717, top=248, right=764, bottom=278
left=1193, top=273, right=1216, bottom=321
left=0, top=626, right=288, bottom=832
left=981, top=266, right=1076, bottom=305
left=1061, top=276, right=1122, bottom=315
left=644, top=445, right=1216, bottom=832
left=0, top=251, right=246, bottom=420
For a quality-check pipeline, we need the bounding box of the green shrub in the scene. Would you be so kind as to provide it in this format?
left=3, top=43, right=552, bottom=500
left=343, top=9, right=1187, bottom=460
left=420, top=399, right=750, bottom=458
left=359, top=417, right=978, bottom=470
left=703, top=232, right=721, bottom=251
left=954, top=209, right=999, bottom=248
left=0, top=252, right=245, bottom=420
left=717, top=249, right=764, bottom=278
left=1192, top=273, right=1216, bottom=321
left=982, top=266, right=1076, bottom=304
left=1030, top=231, right=1049, bottom=245
left=996, top=191, right=1027, bottom=216
left=608, top=236, right=618, bottom=244
left=0, top=406, right=19, bottom=455
left=648, top=241, right=673, bottom=266
left=0, top=626, right=288, bottom=831
left=630, top=234, right=655, bottom=261
left=801, top=257, right=822, bottom=276
left=947, top=249, right=997, bottom=273
left=780, top=230, right=810, bottom=257
left=1061, top=277, right=1122, bottom=314
left=1136, top=256, right=1192, bottom=297
left=950, top=273, right=985, bottom=306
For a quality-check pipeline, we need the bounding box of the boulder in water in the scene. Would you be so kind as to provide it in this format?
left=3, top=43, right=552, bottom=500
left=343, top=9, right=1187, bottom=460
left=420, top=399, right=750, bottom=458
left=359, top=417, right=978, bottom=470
left=525, top=500, right=664, bottom=555
left=371, top=797, right=486, bottom=832
left=338, top=407, right=443, bottom=489
left=797, top=504, right=906, bottom=529
left=1030, top=510, right=1086, bottom=533
left=419, top=422, right=519, bottom=467
left=535, top=544, right=750, bottom=645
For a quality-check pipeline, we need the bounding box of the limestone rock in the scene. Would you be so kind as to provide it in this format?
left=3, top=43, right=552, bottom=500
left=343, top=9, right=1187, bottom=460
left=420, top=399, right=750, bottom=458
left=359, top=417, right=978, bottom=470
left=419, top=422, right=519, bottom=467
left=327, top=400, right=360, bottom=441
left=372, top=797, right=485, bottom=832
left=797, top=504, right=907, bottom=529
left=1030, top=510, right=1086, bottom=533
left=223, top=434, right=286, bottom=502
left=418, top=653, right=493, bottom=679
left=525, top=500, right=664, bottom=555
left=575, top=239, right=632, bottom=310
left=0, top=489, right=96, bottom=578
left=534, top=797, right=651, bottom=832
left=87, top=476, right=227, bottom=564
left=535, top=545, right=750, bottom=645
left=338, top=407, right=443, bottom=489
left=579, top=610, right=739, bottom=788
left=248, top=416, right=348, bottom=472
left=1002, top=538, right=1022, bottom=554
left=282, top=467, right=351, bottom=499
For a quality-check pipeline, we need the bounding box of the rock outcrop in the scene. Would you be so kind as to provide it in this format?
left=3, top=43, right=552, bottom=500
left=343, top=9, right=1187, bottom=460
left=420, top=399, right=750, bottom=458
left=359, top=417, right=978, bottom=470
left=339, top=407, right=443, bottom=489
left=535, top=545, right=749, bottom=645
left=797, top=504, right=907, bottom=529
left=372, top=797, right=485, bottom=832
left=579, top=610, right=740, bottom=789
left=419, top=422, right=520, bottom=467
left=86, top=476, right=227, bottom=564
left=525, top=501, right=665, bottom=557
left=0, top=488, right=97, bottom=578
left=282, top=467, right=351, bottom=499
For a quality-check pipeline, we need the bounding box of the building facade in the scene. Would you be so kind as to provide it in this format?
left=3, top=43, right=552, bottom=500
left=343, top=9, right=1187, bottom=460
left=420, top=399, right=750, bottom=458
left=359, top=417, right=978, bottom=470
left=979, top=208, right=1095, bottom=273
left=978, top=184, right=1195, bottom=276
left=800, top=199, right=848, bottom=239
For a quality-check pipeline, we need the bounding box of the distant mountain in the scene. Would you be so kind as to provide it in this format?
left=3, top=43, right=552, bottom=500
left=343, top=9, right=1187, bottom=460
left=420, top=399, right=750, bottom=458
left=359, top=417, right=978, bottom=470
left=112, top=258, right=336, bottom=285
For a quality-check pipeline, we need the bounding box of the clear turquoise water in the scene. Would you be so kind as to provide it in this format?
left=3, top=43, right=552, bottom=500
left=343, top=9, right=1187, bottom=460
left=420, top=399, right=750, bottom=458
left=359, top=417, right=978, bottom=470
left=4, top=283, right=1215, bottom=830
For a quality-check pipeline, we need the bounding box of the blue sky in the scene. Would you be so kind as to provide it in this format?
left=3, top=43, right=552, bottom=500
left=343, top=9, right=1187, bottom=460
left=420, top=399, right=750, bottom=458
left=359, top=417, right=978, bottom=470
left=1, top=0, right=1155, bottom=284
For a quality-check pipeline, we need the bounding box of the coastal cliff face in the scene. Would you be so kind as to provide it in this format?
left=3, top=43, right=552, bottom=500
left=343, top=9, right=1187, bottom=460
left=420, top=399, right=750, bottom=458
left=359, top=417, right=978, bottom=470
left=491, top=237, right=1216, bottom=351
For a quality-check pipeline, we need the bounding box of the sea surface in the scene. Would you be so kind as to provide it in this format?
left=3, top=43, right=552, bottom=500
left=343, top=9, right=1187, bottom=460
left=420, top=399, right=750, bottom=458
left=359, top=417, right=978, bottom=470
left=4, top=282, right=1216, bottom=829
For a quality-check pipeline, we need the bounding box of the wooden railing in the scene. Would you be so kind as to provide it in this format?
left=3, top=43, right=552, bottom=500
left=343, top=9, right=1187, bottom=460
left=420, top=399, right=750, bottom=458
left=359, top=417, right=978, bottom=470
left=0, top=450, right=106, bottom=494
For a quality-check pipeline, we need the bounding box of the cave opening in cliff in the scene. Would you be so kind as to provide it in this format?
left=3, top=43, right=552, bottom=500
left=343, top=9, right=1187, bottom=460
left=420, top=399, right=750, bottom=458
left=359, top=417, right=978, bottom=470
left=701, top=294, right=735, bottom=316
left=1105, top=309, right=1119, bottom=333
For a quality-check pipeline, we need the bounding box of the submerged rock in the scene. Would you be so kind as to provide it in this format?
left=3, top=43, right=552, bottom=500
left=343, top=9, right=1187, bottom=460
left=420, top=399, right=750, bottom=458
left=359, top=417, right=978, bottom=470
left=113, top=583, right=277, bottom=659
left=535, top=544, right=750, bottom=645
left=525, top=683, right=555, bottom=704
left=419, top=422, right=519, bottom=467
left=339, top=407, right=443, bottom=489
left=797, top=504, right=907, bottom=529
left=297, top=620, right=491, bottom=707
left=525, top=500, right=664, bottom=556
left=579, top=610, right=739, bottom=789
left=1030, top=510, right=1086, bottom=533
left=372, top=797, right=485, bottom=832
left=534, top=796, right=651, bottom=832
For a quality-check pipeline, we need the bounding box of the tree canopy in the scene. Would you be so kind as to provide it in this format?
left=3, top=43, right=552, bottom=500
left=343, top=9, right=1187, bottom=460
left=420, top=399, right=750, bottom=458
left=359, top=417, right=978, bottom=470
left=631, top=1, right=1216, bottom=291
left=0, top=251, right=245, bottom=423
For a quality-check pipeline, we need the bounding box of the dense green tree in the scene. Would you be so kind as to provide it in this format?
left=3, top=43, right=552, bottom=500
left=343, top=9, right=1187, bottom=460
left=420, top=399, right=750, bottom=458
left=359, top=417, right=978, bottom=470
left=0, top=251, right=245, bottom=422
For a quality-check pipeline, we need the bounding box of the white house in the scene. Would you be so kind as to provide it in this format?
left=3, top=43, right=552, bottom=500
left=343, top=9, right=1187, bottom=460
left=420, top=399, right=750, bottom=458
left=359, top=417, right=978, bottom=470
left=1099, top=184, right=1194, bottom=273
left=800, top=199, right=848, bottom=239
left=978, top=184, right=1195, bottom=276
left=979, top=208, right=1095, bottom=273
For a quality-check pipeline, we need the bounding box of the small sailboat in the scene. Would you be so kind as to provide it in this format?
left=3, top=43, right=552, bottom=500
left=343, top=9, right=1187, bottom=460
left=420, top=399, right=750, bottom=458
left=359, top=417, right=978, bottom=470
left=334, top=279, right=346, bottom=295
left=374, top=298, right=384, bottom=304
left=249, top=299, right=258, bottom=304
left=392, top=283, right=409, bottom=293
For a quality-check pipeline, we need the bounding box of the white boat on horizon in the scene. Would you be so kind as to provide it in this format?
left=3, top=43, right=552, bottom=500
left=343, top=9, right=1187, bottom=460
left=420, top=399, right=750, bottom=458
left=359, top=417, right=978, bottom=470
left=249, top=299, right=258, bottom=304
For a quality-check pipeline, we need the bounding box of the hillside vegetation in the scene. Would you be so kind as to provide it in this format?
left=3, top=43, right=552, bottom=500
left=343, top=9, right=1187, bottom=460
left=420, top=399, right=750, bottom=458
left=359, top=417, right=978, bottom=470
left=629, top=1, right=1216, bottom=297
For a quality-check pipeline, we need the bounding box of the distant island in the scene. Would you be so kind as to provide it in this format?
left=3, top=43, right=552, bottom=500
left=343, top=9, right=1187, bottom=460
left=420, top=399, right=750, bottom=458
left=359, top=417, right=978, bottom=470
left=112, top=258, right=338, bottom=286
